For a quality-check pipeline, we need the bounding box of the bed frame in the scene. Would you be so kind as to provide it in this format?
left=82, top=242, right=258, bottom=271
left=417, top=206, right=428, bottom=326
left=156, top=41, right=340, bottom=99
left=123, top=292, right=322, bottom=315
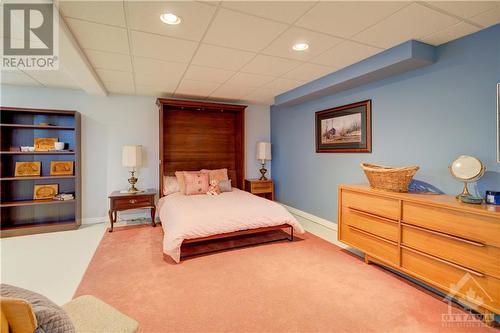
left=157, top=99, right=293, bottom=258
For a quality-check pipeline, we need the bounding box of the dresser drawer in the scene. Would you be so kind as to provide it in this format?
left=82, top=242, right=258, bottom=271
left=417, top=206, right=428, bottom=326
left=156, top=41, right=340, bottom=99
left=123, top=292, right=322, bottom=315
left=250, top=181, right=273, bottom=193
left=112, top=196, right=153, bottom=210
left=402, top=224, right=500, bottom=279
left=401, top=248, right=500, bottom=313
left=402, top=202, right=500, bottom=248
left=342, top=206, right=399, bottom=242
left=340, top=224, right=398, bottom=266
left=342, top=190, right=399, bottom=220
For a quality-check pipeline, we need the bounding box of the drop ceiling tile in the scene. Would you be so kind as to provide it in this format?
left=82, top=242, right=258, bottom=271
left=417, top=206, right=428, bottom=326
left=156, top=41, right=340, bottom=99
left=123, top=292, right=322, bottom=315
left=264, top=78, right=305, bottom=94
left=66, top=18, right=129, bottom=54
left=59, top=1, right=126, bottom=27
left=296, top=1, right=409, bottom=38
left=225, top=72, right=276, bottom=88
left=96, top=69, right=134, bottom=85
left=221, top=1, right=316, bottom=24
left=104, top=81, right=135, bottom=95
left=135, top=84, right=173, bottom=97
left=420, top=21, right=480, bottom=46
left=133, top=57, right=187, bottom=80
left=0, top=70, right=41, bottom=86
left=175, top=79, right=220, bottom=97
left=130, top=31, right=198, bottom=62
left=425, top=1, right=497, bottom=19
left=125, top=1, right=216, bottom=41
left=184, top=65, right=235, bottom=83
left=469, top=4, right=500, bottom=27
left=85, top=49, right=132, bottom=72
left=241, top=55, right=301, bottom=77
left=281, top=63, right=334, bottom=81
left=311, top=41, right=382, bottom=68
left=353, top=3, right=460, bottom=48
left=191, top=44, right=255, bottom=71
left=203, top=8, right=288, bottom=52
left=28, top=70, right=79, bottom=89
left=262, top=27, right=343, bottom=61
left=243, top=88, right=275, bottom=105
left=209, top=84, right=257, bottom=99
left=134, top=73, right=179, bottom=92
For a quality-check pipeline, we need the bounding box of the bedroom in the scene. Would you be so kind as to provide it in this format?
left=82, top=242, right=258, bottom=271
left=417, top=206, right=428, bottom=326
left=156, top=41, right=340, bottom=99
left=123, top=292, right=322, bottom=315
left=0, top=0, right=499, bottom=332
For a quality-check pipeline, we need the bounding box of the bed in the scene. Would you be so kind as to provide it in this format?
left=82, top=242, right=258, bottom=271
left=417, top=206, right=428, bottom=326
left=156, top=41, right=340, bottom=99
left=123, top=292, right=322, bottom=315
left=157, top=98, right=305, bottom=262
left=158, top=188, right=304, bottom=263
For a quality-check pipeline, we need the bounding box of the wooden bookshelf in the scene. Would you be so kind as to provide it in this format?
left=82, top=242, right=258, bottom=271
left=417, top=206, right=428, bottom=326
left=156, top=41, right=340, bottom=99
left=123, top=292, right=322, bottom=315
left=0, top=106, right=81, bottom=238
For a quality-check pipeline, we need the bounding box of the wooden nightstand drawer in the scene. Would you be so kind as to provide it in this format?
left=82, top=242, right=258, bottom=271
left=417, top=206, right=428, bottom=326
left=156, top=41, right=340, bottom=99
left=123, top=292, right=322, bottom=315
left=112, top=196, right=153, bottom=210
left=250, top=181, right=273, bottom=193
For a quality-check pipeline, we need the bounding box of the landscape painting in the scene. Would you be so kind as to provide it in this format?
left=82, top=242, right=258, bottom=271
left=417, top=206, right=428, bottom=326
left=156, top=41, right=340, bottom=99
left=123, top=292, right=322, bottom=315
left=316, top=100, right=372, bottom=153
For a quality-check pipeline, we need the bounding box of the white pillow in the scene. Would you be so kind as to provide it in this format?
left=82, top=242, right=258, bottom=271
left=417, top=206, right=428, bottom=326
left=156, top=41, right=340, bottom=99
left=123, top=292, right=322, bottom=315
left=163, top=176, right=179, bottom=195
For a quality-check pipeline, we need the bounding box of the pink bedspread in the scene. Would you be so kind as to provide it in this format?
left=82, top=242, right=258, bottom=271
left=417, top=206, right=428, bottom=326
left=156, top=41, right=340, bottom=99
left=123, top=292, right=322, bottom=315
left=158, top=189, right=305, bottom=263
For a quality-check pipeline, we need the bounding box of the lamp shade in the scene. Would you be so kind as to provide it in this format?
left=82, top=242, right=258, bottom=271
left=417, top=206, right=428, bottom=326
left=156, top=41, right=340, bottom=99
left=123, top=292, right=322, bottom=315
left=122, top=145, right=142, bottom=168
left=256, top=142, right=272, bottom=161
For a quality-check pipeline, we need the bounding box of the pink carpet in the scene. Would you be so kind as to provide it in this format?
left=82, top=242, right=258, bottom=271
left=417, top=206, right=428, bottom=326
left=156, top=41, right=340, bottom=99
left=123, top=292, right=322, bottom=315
left=75, top=225, right=496, bottom=332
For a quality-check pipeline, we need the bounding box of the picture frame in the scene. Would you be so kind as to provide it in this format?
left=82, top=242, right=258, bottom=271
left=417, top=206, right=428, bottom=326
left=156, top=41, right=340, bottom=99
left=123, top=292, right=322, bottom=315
left=34, top=137, right=58, bottom=151
left=33, top=184, right=58, bottom=200
left=315, top=100, right=372, bottom=153
left=497, top=83, right=499, bottom=163
left=50, top=161, right=74, bottom=176
left=14, top=161, right=41, bottom=177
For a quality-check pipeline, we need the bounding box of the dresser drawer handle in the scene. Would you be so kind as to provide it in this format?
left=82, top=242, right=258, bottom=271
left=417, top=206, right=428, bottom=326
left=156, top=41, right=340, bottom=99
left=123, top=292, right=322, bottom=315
left=348, top=207, right=398, bottom=224
left=402, top=245, right=485, bottom=277
left=129, top=199, right=137, bottom=204
left=402, top=222, right=485, bottom=247
left=348, top=225, right=398, bottom=246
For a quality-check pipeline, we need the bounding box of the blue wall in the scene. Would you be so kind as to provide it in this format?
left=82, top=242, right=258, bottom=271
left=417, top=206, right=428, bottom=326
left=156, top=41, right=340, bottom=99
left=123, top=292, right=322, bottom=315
left=271, top=24, right=500, bottom=223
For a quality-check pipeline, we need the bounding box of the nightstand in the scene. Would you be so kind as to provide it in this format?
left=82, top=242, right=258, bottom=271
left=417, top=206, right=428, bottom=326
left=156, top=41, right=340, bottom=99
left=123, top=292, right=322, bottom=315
left=108, top=189, right=156, bottom=232
left=245, top=179, right=274, bottom=201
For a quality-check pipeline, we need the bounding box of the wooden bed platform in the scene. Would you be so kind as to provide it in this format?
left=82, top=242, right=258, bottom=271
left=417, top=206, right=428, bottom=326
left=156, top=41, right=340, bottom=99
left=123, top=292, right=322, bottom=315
left=157, top=99, right=295, bottom=259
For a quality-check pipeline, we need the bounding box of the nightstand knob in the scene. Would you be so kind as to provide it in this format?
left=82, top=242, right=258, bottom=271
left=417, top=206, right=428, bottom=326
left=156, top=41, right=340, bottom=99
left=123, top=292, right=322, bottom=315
left=129, top=199, right=137, bottom=204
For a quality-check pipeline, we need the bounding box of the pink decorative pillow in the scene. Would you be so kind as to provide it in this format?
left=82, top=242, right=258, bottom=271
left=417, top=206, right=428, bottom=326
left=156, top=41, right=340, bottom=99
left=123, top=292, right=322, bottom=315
left=200, top=168, right=229, bottom=183
left=183, top=171, right=209, bottom=195
left=163, top=176, right=179, bottom=196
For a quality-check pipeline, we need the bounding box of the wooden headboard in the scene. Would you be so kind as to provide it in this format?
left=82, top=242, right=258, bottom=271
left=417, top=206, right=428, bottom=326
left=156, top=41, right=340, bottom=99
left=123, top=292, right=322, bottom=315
left=157, top=99, right=247, bottom=197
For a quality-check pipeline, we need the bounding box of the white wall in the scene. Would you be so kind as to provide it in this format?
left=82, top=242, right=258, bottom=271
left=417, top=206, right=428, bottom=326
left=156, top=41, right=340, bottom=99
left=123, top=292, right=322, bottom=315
left=0, top=85, right=270, bottom=220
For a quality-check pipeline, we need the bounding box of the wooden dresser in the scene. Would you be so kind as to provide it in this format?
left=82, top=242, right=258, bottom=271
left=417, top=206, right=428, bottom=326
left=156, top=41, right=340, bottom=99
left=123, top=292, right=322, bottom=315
left=338, top=185, right=500, bottom=320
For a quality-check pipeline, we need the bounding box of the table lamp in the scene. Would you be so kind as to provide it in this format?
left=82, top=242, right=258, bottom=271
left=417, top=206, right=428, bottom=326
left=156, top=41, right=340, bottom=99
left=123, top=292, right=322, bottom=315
left=256, top=142, right=272, bottom=180
left=122, top=145, right=142, bottom=192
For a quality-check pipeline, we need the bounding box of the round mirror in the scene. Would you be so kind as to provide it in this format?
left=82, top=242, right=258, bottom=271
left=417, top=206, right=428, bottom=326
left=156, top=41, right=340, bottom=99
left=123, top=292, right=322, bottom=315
left=449, top=155, right=485, bottom=199
left=450, top=155, right=484, bottom=181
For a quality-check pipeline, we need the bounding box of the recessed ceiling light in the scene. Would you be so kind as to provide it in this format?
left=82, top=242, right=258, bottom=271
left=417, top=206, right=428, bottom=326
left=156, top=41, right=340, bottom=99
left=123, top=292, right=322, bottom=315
left=160, top=12, right=181, bottom=25
left=292, top=42, right=309, bottom=51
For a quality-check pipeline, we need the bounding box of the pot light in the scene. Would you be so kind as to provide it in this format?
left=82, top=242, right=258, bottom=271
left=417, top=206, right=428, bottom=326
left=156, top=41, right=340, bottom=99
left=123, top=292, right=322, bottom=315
left=160, top=12, right=181, bottom=25
left=292, top=42, right=309, bottom=51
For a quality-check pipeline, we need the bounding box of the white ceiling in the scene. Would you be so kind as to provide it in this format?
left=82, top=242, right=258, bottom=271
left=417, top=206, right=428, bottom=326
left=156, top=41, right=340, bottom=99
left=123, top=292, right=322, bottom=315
left=1, top=1, right=499, bottom=105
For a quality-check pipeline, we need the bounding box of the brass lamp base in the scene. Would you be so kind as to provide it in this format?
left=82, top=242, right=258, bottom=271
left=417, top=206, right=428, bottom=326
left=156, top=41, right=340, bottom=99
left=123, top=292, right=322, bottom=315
left=259, top=162, right=268, bottom=181
left=128, top=170, right=139, bottom=192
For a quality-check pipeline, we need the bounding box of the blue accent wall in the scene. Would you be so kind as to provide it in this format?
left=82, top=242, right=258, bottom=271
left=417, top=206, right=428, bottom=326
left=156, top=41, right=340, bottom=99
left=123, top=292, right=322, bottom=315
left=271, top=24, right=500, bottom=223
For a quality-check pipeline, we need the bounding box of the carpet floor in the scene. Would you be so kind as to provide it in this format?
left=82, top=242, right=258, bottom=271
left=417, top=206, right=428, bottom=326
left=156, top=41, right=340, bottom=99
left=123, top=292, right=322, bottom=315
left=75, top=225, right=496, bottom=333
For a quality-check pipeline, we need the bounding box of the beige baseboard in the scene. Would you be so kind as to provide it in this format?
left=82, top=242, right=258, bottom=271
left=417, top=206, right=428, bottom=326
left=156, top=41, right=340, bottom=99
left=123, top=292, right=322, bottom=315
left=282, top=204, right=348, bottom=249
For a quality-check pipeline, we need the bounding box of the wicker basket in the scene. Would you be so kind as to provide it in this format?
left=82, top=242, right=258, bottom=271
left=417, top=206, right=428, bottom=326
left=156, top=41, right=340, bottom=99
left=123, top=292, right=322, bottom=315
left=360, top=163, right=419, bottom=192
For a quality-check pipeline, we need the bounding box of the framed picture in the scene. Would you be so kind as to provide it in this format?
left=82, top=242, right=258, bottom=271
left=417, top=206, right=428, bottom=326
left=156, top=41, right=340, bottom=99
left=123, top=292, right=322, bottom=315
left=14, top=161, right=41, bottom=177
left=34, top=137, right=57, bottom=151
left=33, top=184, right=58, bottom=200
left=497, top=83, right=499, bottom=163
left=50, top=161, right=74, bottom=176
left=316, top=100, right=372, bottom=153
